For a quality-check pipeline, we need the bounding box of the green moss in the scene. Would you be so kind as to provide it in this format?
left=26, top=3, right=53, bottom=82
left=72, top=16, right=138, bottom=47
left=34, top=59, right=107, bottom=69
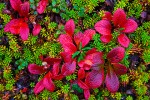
left=142, top=50, right=150, bottom=64
left=61, top=84, right=70, bottom=94
left=136, top=85, right=147, bottom=96
left=69, top=93, right=79, bottom=100
left=5, top=79, right=15, bottom=90
left=0, top=84, right=5, bottom=92
left=50, top=91, right=59, bottom=100
left=66, top=74, right=77, bottom=81
left=126, top=0, right=142, bottom=18
left=126, top=95, right=133, bottom=100
left=40, top=90, right=51, bottom=100
left=89, top=95, right=96, bottom=100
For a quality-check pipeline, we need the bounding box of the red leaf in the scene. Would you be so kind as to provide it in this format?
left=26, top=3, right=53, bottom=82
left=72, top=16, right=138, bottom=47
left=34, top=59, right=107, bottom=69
left=84, top=89, right=90, bottom=100
left=94, top=20, right=111, bottom=35
left=10, top=0, right=22, bottom=11
left=37, top=0, right=48, bottom=14
left=122, top=19, right=138, bottom=33
left=100, top=35, right=112, bottom=43
left=43, top=57, right=61, bottom=65
left=105, top=67, right=119, bottom=93
left=77, top=80, right=89, bottom=89
left=86, top=48, right=97, bottom=55
left=85, top=69, right=104, bottom=88
left=78, top=50, right=104, bottom=70
left=118, top=33, right=130, bottom=47
left=85, top=51, right=104, bottom=66
left=74, top=32, right=83, bottom=47
left=58, top=34, right=73, bottom=45
left=28, top=64, right=45, bottom=74
left=61, top=61, right=76, bottom=76
left=58, top=34, right=76, bottom=54
left=9, top=19, right=24, bottom=34
left=52, top=74, right=64, bottom=80
left=102, top=11, right=112, bottom=21
left=81, top=29, right=96, bottom=47
left=4, top=19, right=19, bottom=33
left=34, top=79, right=44, bottom=94
left=112, top=8, right=127, bottom=27
left=107, top=47, right=125, bottom=63
left=78, top=68, right=85, bottom=79
left=52, top=62, right=60, bottom=76
left=78, top=60, right=92, bottom=70
left=65, top=19, right=75, bottom=36
left=113, top=63, right=127, bottom=75
left=19, top=2, right=29, bottom=17
left=62, top=42, right=77, bottom=54
left=83, top=64, right=91, bottom=70
left=32, top=24, right=41, bottom=36
left=20, top=22, right=29, bottom=41
left=60, top=52, right=73, bottom=62
left=43, top=72, right=55, bottom=92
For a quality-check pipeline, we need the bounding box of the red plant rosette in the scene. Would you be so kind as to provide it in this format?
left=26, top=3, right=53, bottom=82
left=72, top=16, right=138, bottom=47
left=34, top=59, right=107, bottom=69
left=4, top=0, right=41, bottom=40
left=28, top=56, right=76, bottom=94
left=77, top=47, right=127, bottom=99
left=94, top=8, right=138, bottom=47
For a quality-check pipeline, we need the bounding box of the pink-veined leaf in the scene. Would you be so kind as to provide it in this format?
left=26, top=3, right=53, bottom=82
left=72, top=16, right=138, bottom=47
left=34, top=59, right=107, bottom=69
left=37, top=0, right=48, bottom=14
left=77, top=80, right=89, bottom=89
left=19, top=2, right=29, bottom=17
left=61, top=61, right=76, bottom=76
left=122, top=19, right=138, bottom=33
left=65, top=19, right=75, bottom=36
left=43, top=72, right=55, bottom=92
left=78, top=68, right=85, bottom=79
left=102, top=11, right=112, bottom=21
left=32, top=24, right=41, bottom=36
left=20, top=22, right=29, bottom=41
left=113, top=63, right=128, bottom=75
left=118, top=33, right=130, bottom=48
left=84, top=89, right=90, bottom=100
left=85, top=69, right=104, bottom=89
left=113, top=8, right=127, bottom=27
left=100, top=35, right=112, bottom=43
left=34, top=79, right=44, bottom=94
left=28, top=64, right=45, bottom=74
left=94, top=20, right=111, bottom=35
left=105, top=67, right=119, bottom=93
left=10, top=0, right=22, bottom=11
left=81, top=29, right=96, bottom=47
left=107, top=47, right=125, bottom=63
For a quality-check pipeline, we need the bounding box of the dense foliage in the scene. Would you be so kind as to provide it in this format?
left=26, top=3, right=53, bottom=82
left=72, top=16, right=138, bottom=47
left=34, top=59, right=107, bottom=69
left=0, top=0, right=150, bottom=100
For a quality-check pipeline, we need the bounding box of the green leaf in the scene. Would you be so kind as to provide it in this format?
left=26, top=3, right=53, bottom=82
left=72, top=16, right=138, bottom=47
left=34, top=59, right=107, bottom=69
left=72, top=51, right=80, bottom=58
left=77, top=52, right=85, bottom=62
left=72, top=84, right=83, bottom=93
left=79, top=42, right=82, bottom=50
left=82, top=47, right=92, bottom=51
